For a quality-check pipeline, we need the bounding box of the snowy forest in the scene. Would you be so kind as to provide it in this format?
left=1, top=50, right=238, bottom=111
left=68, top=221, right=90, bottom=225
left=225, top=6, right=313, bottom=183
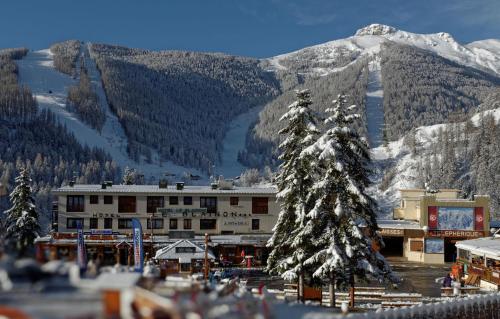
left=90, top=43, right=280, bottom=171
left=67, top=63, right=106, bottom=132
left=0, top=47, right=119, bottom=232
left=380, top=42, right=499, bottom=140
left=49, top=40, right=81, bottom=76
left=397, top=107, right=500, bottom=217
left=240, top=58, right=369, bottom=168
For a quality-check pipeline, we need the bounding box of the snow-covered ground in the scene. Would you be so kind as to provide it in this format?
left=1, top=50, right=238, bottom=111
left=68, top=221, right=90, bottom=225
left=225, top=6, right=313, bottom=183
left=218, top=105, right=262, bottom=178
left=365, top=59, right=384, bottom=147
left=16, top=47, right=205, bottom=181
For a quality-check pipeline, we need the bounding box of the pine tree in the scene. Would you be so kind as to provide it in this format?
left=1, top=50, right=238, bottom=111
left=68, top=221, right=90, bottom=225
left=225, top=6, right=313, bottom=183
left=266, top=90, right=318, bottom=300
left=302, top=95, right=395, bottom=305
left=3, top=168, right=40, bottom=257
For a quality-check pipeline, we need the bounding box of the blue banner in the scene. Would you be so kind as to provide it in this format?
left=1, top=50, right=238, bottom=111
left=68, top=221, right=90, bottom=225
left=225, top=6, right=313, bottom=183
left=132, top=218, right=144, bottom=272
left=77, top=221, right=87, bottom=270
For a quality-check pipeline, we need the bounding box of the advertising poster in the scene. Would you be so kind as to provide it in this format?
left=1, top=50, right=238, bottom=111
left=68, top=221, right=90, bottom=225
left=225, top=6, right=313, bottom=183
left=425, top=238, right=444, bottom=254
left=437, top=207, right=474, bottom=230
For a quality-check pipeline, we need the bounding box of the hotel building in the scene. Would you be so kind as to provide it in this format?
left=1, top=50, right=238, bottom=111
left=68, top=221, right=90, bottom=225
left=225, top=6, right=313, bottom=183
left=35, top=181, right=278, bottom=269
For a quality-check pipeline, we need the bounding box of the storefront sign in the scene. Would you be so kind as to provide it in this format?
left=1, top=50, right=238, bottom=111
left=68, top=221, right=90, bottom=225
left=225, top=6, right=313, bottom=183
left=92, top=213, right=118, bottom=218
left=427, top=230, right=484, bottom=238
left=158, top=208, right=251, bottom=219
left=90, top=229, right=113, bottom=235
left=378, top=228, right=404, bottom=237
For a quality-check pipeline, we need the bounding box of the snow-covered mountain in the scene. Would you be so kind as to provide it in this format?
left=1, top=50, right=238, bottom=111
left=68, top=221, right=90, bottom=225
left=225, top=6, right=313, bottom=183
left=266, top=23, right=500, bottom=76
left=2, top=24, right=500, bottom=184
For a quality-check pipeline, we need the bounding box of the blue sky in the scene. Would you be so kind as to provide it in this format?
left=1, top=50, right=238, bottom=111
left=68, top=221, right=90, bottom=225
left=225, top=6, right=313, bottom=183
left=1, top=0, right=499, bottom=57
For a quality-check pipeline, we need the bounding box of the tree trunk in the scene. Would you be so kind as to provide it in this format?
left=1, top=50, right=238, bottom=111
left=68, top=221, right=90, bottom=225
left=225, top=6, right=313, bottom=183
left=349, top=275, right=355, bottom=308
left=329, top=272, right=336, bottom=308
left=298, top=272, right=304, bottom=303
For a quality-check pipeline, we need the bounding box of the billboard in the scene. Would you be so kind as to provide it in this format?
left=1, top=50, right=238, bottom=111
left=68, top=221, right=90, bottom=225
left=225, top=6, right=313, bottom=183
left=438, top=207, right=474, bottom=230
left=429, top=206, right=478, bottom=230
left=425, top=238, right=444, bottom=254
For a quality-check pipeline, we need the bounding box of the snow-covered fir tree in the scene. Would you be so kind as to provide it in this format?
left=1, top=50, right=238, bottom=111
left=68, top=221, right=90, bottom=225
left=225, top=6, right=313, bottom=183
left=266, top=90, right=318, bottom=299
left=122, top=166, right=136, bottom=185
left=301, top=95, right=395, bottom=304
left=3, top=168, right=40, bottom=257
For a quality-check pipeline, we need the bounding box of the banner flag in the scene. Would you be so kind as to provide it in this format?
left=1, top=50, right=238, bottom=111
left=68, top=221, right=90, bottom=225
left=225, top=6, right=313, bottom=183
left=132, top=218, right=144, bottom=272
left=77, top=220, right=87, bottom=270
left=474, top=207, right=484, bottom=231
left=428, top=206, right=438, bottom=229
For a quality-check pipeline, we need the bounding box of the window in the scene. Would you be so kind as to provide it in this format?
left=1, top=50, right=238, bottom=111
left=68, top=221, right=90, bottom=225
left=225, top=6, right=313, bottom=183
left=169, top=218, right=178, bottom=229
left=90, top=218, right=98, bottom=229
left=67, top=195, right=85, bottom=212
left=104, top=218, right=113, bottom=229
left=200, top=219, right=217, bottom=230
left=183, top=219, right=192, bottom=230
left=67, top=218, right=84, bottom=229
left=176, top=247, right=196, bottom=253
left=147, top=196, right=164, bottom=213
left=104, top=196, right=113, bottom=204
left=252, top=197, right=268, bottom=214
left=169, top=196, right=179, bottom=205
left=252, top=219, right=260, bottom=230
left=118, top=196, right=136, bottom=213
left=180, top=263, right=191, bottom=272
left=118, top=218, right=133, bottom=229
left=410, top=240, right=423, bottom=252
left=230, top=197, right=239, bottom=206
left=90, top=195, right=99, bottom=204
left=147, top=218, right=164, bottom=229
left=200, top=197, right=217, bottom=214
left=183, top=196, right=193, bottom=205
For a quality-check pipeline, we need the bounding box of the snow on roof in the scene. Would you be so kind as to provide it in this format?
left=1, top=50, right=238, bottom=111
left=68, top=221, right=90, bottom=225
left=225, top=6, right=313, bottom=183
left=54, top=184, right=277, bottom=195
left=154, top=239, right=215, bottom=261
left=377, top=219, right=422, bottom=229
left=456, top=237, right=500, bottom=258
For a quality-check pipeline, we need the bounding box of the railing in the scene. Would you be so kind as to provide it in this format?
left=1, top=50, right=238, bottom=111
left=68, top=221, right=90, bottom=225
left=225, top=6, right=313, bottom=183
left=347, top=293, right=500, bottom=319
left=467, top=263, right=500, bottom=285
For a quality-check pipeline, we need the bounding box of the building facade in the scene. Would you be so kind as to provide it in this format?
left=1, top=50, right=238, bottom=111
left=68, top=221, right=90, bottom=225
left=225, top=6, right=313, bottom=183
left=35, top=182, right=278, bottom=268
left=377, top=189, right=490, bottom=264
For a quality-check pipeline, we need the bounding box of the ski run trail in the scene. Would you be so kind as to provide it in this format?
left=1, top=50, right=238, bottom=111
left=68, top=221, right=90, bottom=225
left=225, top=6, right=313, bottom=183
left=365, top=59, right=384, bottom=148
left=16, top=45, right=205, bottom=182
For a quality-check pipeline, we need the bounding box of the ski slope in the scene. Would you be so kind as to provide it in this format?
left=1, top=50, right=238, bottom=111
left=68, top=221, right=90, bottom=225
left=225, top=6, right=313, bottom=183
left=16, top=47, right=205, bottom=182
left=218, top=105, right=262, bottom=178
left=365, top=59, right=384, bottom=147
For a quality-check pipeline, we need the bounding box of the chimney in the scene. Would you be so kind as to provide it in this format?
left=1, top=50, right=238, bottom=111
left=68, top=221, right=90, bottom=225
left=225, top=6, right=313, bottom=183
left=176, top=182, right=184, bottom=190
left=159, top=179, right=168, bottom=189
left=105, top=181, right=113, bottom=187
left=69, top=180, right=75, bottom=187
left=101, top=182, right=107, bottom=189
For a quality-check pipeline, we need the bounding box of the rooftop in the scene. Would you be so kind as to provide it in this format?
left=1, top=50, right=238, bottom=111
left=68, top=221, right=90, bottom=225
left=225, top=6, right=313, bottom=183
left=53, top=184, right=277, bottom=195
left=456, top=237, right=500, bottom=257
left=377, top=219, right=422, bottom=229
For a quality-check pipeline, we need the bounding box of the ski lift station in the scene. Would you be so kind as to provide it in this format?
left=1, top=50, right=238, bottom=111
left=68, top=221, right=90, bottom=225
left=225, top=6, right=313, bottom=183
left=376, top=189, right=490, bottom=264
